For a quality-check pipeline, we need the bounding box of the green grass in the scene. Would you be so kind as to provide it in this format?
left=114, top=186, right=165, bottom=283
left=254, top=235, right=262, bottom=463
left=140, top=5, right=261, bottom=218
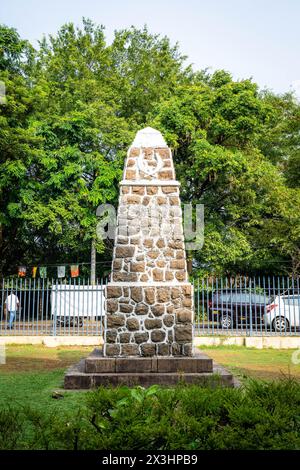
left=199, top=345, right=300, bottom=381
left=0, top=345, right=92, bottom=413
left=0, top=345, right=300, bottom=449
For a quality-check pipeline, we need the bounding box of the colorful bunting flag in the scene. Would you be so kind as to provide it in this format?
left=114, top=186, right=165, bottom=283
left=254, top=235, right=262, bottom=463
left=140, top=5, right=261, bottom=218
left=70, top=264, right=79, bottom=278
left=32, top=266, right=37, bottom=278
left=18, top=266, right=26, bottom=277
left=57, top=265, right=66, bottom=278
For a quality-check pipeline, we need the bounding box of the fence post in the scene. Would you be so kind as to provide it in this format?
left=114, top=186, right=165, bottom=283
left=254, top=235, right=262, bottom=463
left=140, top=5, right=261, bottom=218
left=53, top=280, right=58, bottom=337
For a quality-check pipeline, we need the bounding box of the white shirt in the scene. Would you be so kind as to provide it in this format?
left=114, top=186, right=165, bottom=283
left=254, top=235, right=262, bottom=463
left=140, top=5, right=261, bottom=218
left=5, top=294, right=19, bottom=311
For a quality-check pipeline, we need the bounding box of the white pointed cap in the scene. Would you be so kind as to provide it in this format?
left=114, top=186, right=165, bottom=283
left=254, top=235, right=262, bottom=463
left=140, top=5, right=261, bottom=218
left=131, top=127, right=167, bottom=148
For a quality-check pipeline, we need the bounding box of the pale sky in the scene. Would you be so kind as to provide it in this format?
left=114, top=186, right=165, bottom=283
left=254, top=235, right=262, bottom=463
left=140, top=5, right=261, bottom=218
left=1, top=0, right=299, bottom=95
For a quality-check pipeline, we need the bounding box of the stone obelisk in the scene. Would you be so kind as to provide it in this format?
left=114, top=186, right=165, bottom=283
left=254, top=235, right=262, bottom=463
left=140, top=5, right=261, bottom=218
left=64, top=127, right=235, bottom=387
left=104, top=127, right=194, bottom=357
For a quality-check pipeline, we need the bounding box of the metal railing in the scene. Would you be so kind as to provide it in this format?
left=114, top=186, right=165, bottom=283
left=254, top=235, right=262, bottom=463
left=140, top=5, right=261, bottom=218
left=193, top=276, right=300, bottom=336
left=0, top=275, right=299, bottom=336
left=0, top=278, right=105, bottom=336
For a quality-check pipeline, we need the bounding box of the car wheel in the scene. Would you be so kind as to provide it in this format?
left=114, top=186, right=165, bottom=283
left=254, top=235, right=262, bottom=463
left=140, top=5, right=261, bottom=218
left=219, top=314, right=233, bottom=329
left=272, top=316, right=289, bottom=332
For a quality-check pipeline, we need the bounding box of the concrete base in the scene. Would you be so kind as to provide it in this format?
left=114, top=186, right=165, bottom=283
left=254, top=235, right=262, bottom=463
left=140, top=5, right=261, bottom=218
left=64, top=348, right=235, bottom=389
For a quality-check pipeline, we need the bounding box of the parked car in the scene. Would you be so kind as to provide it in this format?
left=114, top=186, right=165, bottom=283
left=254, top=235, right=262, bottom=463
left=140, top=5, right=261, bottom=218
left=208, top=291, right=270, bottom=329
left=264, top=295, right=300, bottom=332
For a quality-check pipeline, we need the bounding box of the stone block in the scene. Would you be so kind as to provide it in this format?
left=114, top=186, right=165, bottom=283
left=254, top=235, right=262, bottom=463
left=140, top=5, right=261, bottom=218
left=145, top=288, right=155, bottom=304
left=174, top=325, right=193, bottom=342
left=151, top=304, right=165, bottom=316
left=106, top=286, right=123, bottom=298
left=106, top=300, right=118, bottom=313
left=151, top=329, right=166, bottom=342
left=105, top=344, right=121, bottom=356
left=130, top=287, right=143, bottom=303
left=134, top=332, right=149, bottom=344
left=163, top=314, right=174, bottom=327
left=119, top=333, right=131, bottom=343
left=157, top=288, right=171, bottom=302
left=145, top=318, right=162, bottom=329
left=120, top=344, right=139, bottom=356
left=115, top=245, right=135, bottom=258
left=126, top=317, right=140, bottom=331
left=141, top=343, right=156, bottom=357
left=106, top=329, right=118, bottom=343
left=135, top=303, right=149, bottom=315
left=176, top=308, right=192, bottom=323
left=106, top=314, right=125, bottom=328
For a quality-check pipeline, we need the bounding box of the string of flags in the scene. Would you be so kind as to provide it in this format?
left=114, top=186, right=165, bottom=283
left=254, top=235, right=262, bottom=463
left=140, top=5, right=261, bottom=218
left=17, top=264, right=80, bottom=279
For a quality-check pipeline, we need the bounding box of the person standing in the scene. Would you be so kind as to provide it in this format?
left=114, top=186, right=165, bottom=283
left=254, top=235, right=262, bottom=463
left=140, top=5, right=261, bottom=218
left=5, top=292, right=19, bottom=329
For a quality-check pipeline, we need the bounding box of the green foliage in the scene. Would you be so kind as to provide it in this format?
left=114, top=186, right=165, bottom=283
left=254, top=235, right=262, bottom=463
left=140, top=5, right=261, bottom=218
left=1, top=380, right=300, bottom=450
left=0, top=20, right=299, bottom=276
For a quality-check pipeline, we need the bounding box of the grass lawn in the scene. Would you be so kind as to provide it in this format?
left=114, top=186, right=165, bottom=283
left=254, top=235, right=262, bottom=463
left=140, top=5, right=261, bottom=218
left=1, top=345, right=300, bottom=450
left=200, top=345, right=300, bottom=381
left=0, top=345, right=93, bottom=413
left=0, top=344, right=299, bottom=413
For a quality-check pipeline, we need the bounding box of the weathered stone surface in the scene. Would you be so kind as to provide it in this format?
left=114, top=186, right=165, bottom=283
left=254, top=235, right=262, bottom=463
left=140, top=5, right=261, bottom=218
left=130, top=262, right=145, bottom=272
left=104, top=128, right=194, bottom=358
left=130, top=287, right=143, bottom=303
left=115, top=245, right=135, bottom=258
left=153, top=268, right=163, bottom=281
left=106, top=329, right=118, bottom=343
left=141, top=343, right=156, bottom=357
left=146, top=186, right=158, bottom=195
left=157, top=343, right=170, bottom=356
left=135, top=303, right=149, bottom=315
left=132, top=186, right=145, bottom=195
left=157, top=288, right=170, bottom=303
left=119, top=303, right=134, bottom=313
left=119, top=332, right=131, bottom=343
left=183, top=297, right=192, bottom=307
left=106, top=344, right=121, bottom=356
left=156, top=238, right=165, bottom=248
left=162, top=186, right=177, bottom=194
left=121, top=344, right=139, bottom=356
left=107, top=286, right=122, bottom=298
left=151, top=304, right=165, bottom=316
left=113, top=272, right=138, bottom=282
left=112, top=259, right=122, bottom=271
left=171, top=288, right=181, bottom=299
left=145, top=288, right=155, bottom=304
left=171, top=342, right=181, bottom=356
left=183, top=343, right=193, bottom=356
left=145, top=318, right=162, bottom=329
left=175, top=271, right=186, bottom=281
left=106, top=314, right=125, bottom=328
left=176, top=308, right=192, bottom=324
left=163, top=314, right=175, bottom=327
left=134, top=332, right=149, bottom=344
left=106, top=300, right=118, bottom=313
left=174, top=325, right=193, bottom=342
left=170, top=259, right=186, bottom=269
left=126, top=317, right=140, bottom=331
left=151, top=329, right=166, bottom=342
left=165, top=271, right=174, bottom=281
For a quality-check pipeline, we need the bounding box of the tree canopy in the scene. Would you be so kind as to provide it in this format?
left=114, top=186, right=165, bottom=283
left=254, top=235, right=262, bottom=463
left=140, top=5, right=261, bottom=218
left=0, top=20, right=299, bottom=277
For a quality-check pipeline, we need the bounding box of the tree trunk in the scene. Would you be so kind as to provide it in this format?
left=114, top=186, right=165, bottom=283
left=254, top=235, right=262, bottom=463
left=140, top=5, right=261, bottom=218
left=90, top=238, right=96, bottom=285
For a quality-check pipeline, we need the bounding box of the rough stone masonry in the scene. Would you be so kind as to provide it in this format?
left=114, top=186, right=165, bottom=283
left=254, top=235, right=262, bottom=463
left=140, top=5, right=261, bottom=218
left=104, top=127, right=194, bottom=357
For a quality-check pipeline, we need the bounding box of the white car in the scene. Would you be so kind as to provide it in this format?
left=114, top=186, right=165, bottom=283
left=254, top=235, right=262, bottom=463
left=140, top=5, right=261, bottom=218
left=264, top=295, right=300, bottom=332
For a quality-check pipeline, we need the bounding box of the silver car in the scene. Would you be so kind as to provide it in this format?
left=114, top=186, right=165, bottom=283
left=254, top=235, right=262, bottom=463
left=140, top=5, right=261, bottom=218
left=264, top=295, right=300, bottom=332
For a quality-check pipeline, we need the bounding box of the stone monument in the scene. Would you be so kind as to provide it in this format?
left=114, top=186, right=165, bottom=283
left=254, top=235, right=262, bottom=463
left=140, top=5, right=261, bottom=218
left=105, top=127, right=193, bottom=358
left=64, top=128, right=234, bottom=388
